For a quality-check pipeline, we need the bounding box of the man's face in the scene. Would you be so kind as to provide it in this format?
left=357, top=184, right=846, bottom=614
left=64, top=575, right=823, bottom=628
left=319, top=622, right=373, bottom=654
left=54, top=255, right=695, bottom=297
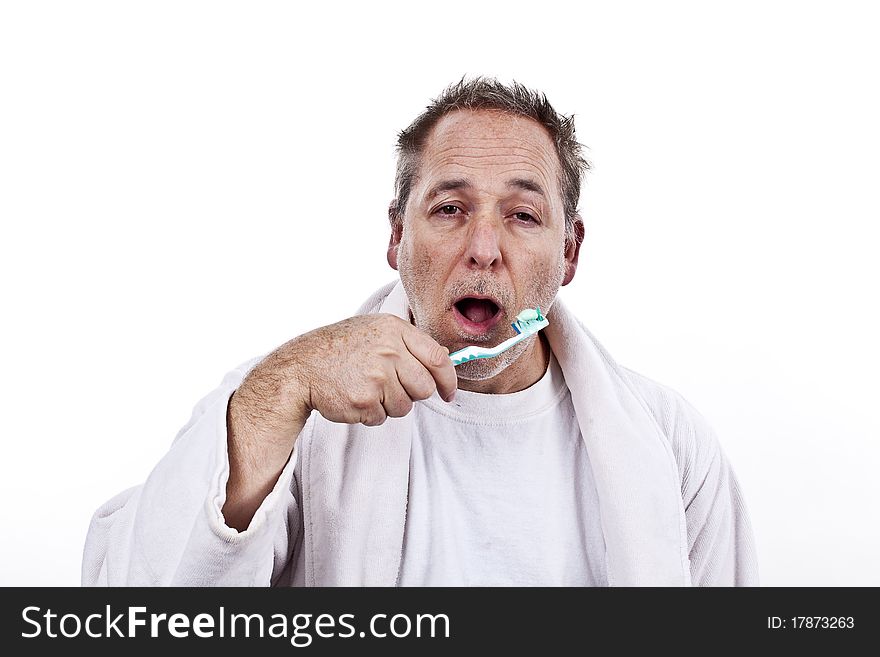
left=388, top=109, right=582, bottom=381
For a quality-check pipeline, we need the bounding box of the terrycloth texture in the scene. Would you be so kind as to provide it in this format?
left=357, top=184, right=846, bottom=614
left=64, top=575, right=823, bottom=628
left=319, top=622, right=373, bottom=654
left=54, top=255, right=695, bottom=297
left=82, top=279, right=759, bottom=587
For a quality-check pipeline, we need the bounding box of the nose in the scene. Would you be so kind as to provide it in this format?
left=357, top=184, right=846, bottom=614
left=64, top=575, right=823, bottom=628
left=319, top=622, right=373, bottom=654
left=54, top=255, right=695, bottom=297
left=463, top=215, right=502, bottom=270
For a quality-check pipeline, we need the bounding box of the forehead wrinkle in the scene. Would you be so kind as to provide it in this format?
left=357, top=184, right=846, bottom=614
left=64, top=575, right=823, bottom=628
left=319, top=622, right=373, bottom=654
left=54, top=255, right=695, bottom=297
left=427, top=159, right=555, bottom=179
left=417, top=122, right=564, bottom=214
left=420, top=160, right=560, bottom=204
left=423, top=150, right=556, bottom=175
left=429, top=152, right=555, bottom=167
left=427, top=142, right=554, bottom=159
left=424, top=144, right=559, bottom=180
left=432, top=139, right=549, bottom=148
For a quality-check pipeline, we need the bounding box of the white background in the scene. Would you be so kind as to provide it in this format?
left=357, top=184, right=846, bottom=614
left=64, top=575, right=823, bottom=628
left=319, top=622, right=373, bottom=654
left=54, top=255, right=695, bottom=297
left=1, top=1, right=878, bottom=586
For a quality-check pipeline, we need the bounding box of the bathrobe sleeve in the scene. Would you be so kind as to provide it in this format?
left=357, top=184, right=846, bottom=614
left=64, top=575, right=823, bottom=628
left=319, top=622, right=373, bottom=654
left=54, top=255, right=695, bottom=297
left=669, top=393, right=760, bottom=586
left=81, top=357, right=305, bottom=586
left=621, top=366, right=760, bottom=586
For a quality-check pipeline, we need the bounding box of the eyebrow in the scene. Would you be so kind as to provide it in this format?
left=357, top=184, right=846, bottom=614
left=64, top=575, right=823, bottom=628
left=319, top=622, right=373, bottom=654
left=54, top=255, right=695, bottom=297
left=424, top=178, right=472, bottom=203
left=423, top=177, right=547, bottom=203
left=506, top=177, right=546, bottom=198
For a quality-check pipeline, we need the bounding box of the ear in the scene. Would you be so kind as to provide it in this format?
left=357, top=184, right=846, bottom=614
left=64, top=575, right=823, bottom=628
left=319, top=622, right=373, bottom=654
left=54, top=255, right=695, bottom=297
left=386, top=201, right=402, bottom=270
left=562, top=214, right=585, bottom=286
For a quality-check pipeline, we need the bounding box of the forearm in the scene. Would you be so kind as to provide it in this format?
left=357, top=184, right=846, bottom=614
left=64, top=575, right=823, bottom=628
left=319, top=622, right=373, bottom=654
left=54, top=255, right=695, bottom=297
left=223, top=386, right=310, bottom=531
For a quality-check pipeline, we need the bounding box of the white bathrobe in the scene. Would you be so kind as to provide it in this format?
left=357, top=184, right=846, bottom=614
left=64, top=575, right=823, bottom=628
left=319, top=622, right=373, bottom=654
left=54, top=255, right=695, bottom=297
left=82, top=280, right=759, bottom=587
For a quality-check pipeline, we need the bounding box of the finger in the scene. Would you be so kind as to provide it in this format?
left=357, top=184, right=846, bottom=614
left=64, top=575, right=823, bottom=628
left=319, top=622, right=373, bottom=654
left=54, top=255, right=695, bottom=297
left=359, top=401, right=388, bottom=427
left=400, top=327, right=458, bottom=402
left=395, top=352, right=440, bottom=402
left=349, top=381, right=388, bottom=426
left=380, top=373, right=416, bottom=418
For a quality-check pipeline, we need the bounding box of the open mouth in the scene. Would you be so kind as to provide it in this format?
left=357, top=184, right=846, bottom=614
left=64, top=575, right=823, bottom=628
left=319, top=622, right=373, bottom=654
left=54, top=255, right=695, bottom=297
left=452, top=296, right=504, bottom=335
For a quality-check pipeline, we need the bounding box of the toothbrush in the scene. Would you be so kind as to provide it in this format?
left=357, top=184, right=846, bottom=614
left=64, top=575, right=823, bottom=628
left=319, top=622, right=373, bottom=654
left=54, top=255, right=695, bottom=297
left=449, top=307, right=549, bottom=366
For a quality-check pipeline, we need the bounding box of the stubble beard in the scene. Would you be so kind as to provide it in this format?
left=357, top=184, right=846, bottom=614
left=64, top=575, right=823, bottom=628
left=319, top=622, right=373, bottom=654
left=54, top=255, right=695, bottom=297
left=399, top=246, right=568, bottom=382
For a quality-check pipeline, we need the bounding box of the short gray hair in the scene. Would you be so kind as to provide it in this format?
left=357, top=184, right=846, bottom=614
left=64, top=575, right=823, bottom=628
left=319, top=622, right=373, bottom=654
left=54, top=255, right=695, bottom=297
left=389, top=76, right=590, bottom=245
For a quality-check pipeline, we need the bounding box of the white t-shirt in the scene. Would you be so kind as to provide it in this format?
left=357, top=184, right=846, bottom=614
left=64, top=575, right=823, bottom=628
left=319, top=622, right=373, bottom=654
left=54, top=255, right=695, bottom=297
left=398, top=351, right=608, bottom=586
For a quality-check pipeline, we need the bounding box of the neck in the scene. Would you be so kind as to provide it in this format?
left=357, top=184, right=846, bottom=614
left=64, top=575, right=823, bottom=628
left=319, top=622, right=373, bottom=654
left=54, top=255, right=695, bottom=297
left=457, top=332, right=551, bottom=394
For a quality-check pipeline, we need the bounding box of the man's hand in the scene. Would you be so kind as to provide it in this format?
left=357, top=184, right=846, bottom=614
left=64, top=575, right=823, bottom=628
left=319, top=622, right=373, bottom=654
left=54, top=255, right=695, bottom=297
left=222, top=313, right=458, bottom=530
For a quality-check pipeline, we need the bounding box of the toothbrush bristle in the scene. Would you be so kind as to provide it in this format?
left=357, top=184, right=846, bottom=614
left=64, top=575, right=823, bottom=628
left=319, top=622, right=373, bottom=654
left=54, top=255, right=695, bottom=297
left=449, top=309, right=549, bottom=367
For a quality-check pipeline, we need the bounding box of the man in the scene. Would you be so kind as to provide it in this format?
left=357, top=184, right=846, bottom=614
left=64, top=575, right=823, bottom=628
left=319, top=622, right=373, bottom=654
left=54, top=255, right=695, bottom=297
left=82, top=78, right=758, bottom=586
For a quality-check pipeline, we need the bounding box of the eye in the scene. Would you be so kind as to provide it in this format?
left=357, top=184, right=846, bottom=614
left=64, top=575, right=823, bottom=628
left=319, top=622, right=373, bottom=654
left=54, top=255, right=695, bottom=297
left=435, top=204, right=462, bottom=217
left=513, top=211, right=538, bottom=223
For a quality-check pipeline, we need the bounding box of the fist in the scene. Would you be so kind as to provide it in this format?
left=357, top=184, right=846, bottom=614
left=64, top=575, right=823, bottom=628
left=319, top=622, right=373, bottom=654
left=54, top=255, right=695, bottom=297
left=238, top=313, right=458, bottom=429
